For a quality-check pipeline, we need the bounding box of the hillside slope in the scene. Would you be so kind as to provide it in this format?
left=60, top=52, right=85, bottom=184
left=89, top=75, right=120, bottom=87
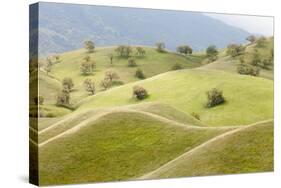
left=77, top=68, right=273, bottom=126
left=139, top=120, right=273, bottom=179
left=38, top=111, right=231, bottom=185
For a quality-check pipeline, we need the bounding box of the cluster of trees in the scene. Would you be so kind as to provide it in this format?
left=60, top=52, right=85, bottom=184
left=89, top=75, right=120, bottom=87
left=176, top=45, right=192, bottom=55
left=115, top=45, right=133, bottom=57
left=226, top=44, right=245, bottom=57
left=115, top=45, right=146, bottom=58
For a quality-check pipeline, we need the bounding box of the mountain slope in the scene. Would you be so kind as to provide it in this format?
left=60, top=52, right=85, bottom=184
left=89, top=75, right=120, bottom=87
left=35, top=2, right=250, bottom=55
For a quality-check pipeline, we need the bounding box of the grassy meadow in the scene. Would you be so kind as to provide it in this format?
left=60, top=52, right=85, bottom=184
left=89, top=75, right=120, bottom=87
left=30, top=37, right=274, bottom=185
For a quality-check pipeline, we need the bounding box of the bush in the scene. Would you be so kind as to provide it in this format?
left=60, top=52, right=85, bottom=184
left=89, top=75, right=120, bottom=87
left=133, top=86, right=148, bottom=100
left=171, top=63, right=183, bottom=70
left=226, top=44, right=245, bottom=57
left=206, top=88, right=225, bottom=108
left=237, top=63, right=260, bottom=76
left=135, top=68, right=145, bottom=79
left=62, top=77, right=74, bottom=91
left=155, top=42, right=165, bottom=52
left=128, top=58, right=137, bottom=67
left=191, top=112, right=200, bottom=120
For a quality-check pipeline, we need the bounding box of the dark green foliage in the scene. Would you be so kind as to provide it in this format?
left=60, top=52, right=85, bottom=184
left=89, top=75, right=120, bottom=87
left=115, top=45, right=133, bottom=57
left=133, top=86, right=148, bottom=100
left=155, top=42, right=165, bottom=52
left=128, top=58, right=137, bottom=67
left=226, top=44, right=245, bottom=57
left=34, top=96, right=44, bottom=105
left=246, top=35, right=256, bottom=43
left=83, top=78, right=95, bottom=95
left=135, top=68, right=145, bottom=79
left=206, top=88, right=225, bottom=108
left=136, top=47, right=146, bottom=56
left=237, top=59, right=260, bottom=76
left=171, top=63, right=183, bottom=70
left=176, top=45, right=193, bottom=55
left=191, top=112, right=200, bottom=120
left=62, top=77, right=74, bottom=91
left=84, top=40, right=95, bottom=53
left=206, top=45, right=218, bottom=62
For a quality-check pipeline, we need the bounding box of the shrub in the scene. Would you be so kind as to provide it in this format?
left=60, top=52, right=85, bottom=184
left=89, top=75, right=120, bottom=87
left=191, top=112, right=200, bottom=120
left=100, top=78, right=112, bottom=90
left=135, top=68, right=145, bottom=79
left=237, top=63, right=260, bottom=76
left=128, top=58, right=137, bottom=67
left=171, top=63, right=183, bottom=70
left=155, top=42, right=165, bottom=52
left=206, top=88, right=225, bottom=108
left=206, top=45, right=218, bottom=59
left=133, top=86, right=148, bottom=100
left=62, top=77, right=74, bottom=91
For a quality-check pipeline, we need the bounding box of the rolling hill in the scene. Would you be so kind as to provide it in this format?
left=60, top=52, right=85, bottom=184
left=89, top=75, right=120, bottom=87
left=29, top=36, right=274, bottom=185
left=139, top=120, right=273, bottom=179
left=37, top=109, right=233, bottom=185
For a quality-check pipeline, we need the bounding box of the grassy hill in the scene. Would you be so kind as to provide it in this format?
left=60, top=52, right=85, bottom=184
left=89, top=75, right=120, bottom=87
left=77, top=69, right=273, bottom=126
left=201, top=37, right=274, bottom=79
left=38, top=46, right=205, bottom=106
left=30, top=38, right=274, bottom=185
left=38, top=110, right=232, bottom=185
left=139, top=120, right=273, bottom=179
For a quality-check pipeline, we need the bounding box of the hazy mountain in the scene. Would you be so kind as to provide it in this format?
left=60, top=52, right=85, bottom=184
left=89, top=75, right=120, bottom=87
left=33, top=2, right=250, bottom=55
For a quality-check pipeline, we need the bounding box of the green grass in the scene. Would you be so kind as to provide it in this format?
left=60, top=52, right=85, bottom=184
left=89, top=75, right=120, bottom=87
left=38, top=111, right=230, bottom=185
left=142, top=120, right=273, bottom=179
left=201, top=37, right=274, bottom=80
left=77, top=69, right=273, bottom=126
